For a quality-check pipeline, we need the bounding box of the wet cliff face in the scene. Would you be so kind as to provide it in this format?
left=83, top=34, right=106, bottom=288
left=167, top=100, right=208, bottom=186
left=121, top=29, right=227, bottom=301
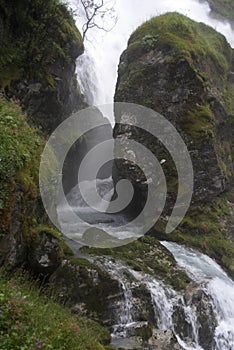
left=114, top=12, right=234, bottom=277
left=0, top=0, right=87, bottom=133
left=115, top=12, right=234, bottom=206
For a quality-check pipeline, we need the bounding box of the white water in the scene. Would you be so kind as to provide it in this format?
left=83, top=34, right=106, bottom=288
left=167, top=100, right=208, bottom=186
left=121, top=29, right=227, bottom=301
left=99, top=242, right=234, bottom=350
left=68, top=0, right=234, bottom=121
left=58, top=177, right=234, bottom=349
left=57, top=176, right=141, bottom=245
left=162, top=241, right=234, bottom=350
left=58, top=1, right=234, bottom=348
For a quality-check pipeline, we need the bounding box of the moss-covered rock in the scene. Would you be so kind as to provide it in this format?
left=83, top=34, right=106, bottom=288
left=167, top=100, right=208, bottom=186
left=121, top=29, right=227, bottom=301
left=0, top=96, right=73, bottom=270
left=0, top=0, right=86, bottom=133
left=82, top=235, right=190, bottom=291
left=114, top=12, right=234, bottom=277
left=115, top=12, right=234, bottom=207
left=48, top=256, right=120, bottom=325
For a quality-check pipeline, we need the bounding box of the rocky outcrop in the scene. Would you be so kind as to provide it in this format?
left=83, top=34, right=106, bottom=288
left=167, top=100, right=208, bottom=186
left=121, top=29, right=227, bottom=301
left=114, top=12, right=234, bottom=208
left=48, top=257, right=120, bottom=325
left=173, top=287, right=217, bottom=350
left=113, top=12, right=234, bottom=277
left=0, top=0, right=87, bottom=133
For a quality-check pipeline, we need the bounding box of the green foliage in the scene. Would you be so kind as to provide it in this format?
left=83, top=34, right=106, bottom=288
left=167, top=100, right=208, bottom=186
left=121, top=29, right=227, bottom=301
left=142, top=34, right=158, bottom=50
left=0, top=96, right=42, bottom=181
left=0, top=96, right=44, bottom=238
left=0, top=269, right=110, bottom=350
left=31, top=225, right=74, bottom=257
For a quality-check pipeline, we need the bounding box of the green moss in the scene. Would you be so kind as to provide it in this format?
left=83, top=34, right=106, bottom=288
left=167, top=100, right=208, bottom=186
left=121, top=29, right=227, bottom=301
left=178, top=104, right=215, bottom=139
left=152, top=191, right=234, bottom=277
left=118, top=12, right=233, bottom=113
left=0, top=0, right=83, bottom=88
left=128, top=12, right=231, bottom=73
left=0, top=95, right=45, bottom=238
left=82, top=235, right=190, bottom=291
left=30, top=225, right=74, bottom=258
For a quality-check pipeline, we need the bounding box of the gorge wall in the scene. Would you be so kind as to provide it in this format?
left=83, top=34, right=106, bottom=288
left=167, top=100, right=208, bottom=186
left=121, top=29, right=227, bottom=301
left=114, top=12, right=234, bottom=278
left=1, top=2, right=234, bottom=349
left=0, top=0, right=88, bottom=271
left=0, top=0, right=87, bottom=133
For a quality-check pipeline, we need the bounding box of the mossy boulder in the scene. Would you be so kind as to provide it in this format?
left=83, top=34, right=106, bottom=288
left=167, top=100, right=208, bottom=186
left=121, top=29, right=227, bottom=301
left=114, top=12, right=234, bottom=208
left=0, top=0, right=86, bottom=133
left=82, top=235, right=190, bottom=291
left=114, top=12, right=234, bottom=277
left=48, top=257, right=120, bottom=325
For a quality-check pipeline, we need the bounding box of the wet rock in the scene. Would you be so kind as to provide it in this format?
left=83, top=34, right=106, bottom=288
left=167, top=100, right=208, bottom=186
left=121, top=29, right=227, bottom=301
left=48, top=257, right=120, bottom=325
left=114, top=12, right=234, bottom=212
left=28, top=230, right=63, bottom=275
left=172, top=285, right=217, bottom=350
left=148, top=329, right=184, bottom=349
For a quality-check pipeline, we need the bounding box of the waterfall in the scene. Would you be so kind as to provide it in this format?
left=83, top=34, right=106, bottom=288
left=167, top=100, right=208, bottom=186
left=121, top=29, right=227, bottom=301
left=67, top=0, right=234, bottom=119
left=57, top=2, right=234, bottom=349
left=96, top=243, right=234, bottom=350
left=57, top=176, right=234, bottom=349
left=162, top=241, right=234, bottom=350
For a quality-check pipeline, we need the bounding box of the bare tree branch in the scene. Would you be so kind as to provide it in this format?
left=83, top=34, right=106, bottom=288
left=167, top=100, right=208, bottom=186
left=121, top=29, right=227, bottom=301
left=80, top=0, right=117, bottom=40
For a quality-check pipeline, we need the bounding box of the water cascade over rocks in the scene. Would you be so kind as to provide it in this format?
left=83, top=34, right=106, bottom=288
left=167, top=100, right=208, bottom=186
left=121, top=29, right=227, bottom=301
left=68, top=0, right=234, bottom=110
left=57, top=1, right=234, bottom=349
left=58, top=174, right=234, bottom=349
left=89, top=240, right=234, bottom=350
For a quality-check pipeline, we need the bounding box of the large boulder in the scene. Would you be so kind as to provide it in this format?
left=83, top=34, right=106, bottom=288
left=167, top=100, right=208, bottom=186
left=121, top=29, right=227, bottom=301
left=114, top=12, right=234, bottom=208
left=113, top=12, right=234, bottom=277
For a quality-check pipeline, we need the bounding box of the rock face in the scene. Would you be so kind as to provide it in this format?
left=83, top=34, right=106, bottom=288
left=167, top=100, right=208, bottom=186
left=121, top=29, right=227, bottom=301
left=0, top=0, right=87, bottom=133
left=113, top=12, right=234, bottom=277
left=0, top=0, right=88, bottom=269
left=114, top=12, right=234, bottom=208
left=48, top=257, right=120, bottom=325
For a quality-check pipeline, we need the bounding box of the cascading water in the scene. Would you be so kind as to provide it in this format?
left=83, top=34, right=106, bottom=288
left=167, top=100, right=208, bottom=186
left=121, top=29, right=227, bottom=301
left=57, top=178, right=234, bottom=349
left=68, top=0, right=234, bottom=114
left=162, top=241, right=234, bottom=350
left=92, top=242, right=234, bottom=350
left=57, top=1, right=234, bottom=349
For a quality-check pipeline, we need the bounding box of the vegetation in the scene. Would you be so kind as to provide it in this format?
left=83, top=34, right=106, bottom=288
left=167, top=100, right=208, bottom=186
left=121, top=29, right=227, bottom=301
left=0, top=0, right=83, bottom=88
left=153, top=190, right=234, bottom=278
left=0, top=269, right=112, bottom=350
left=119, top=12, right=233, bottom=112
left=0, top=95, right=44, bottom=238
